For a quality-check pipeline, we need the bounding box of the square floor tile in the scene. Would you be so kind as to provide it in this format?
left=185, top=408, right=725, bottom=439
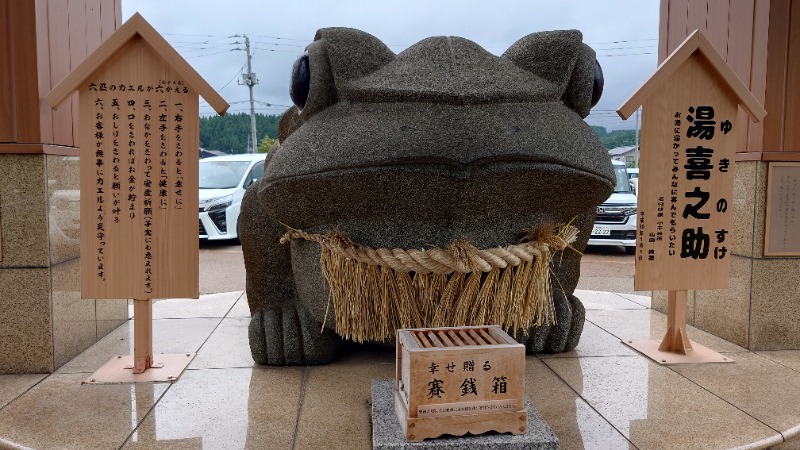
left=544, top=356, right=777, bottom=450
left=228, top=294, right=251, bottom=318
left=526, top=357, right=632, bottom=450
left=586, top=309, right=748, bottom=354
left=152, top=292, right=242, bottom=319
left=538, top=321, right=638, bottom=358
left=57, top=318, right=222, bottom=374
left=0, top=373, right=167, bottom=450
left=189, top=318, right=254, bottom=369
left=295, top=364, right=394, bottom=450
left=121, top=367, right=303, bottom=449
left=575, top=290, right=648, bottom=310
left=672, top=351, right=800, bottom=434
left=0, top=374, right=46, bottom=410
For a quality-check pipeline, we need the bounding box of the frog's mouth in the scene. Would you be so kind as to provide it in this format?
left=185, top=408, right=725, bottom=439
left=259, top=158, right=611, bottom=250
left=261, top=101, right=614, bottom=249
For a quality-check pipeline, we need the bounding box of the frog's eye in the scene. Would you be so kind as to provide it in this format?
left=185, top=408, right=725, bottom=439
left=290, top=54, right=311, bottom=110
left=591, top=59, right=603, bottom=107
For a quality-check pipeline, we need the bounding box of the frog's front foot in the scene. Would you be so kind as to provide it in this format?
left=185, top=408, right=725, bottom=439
left=515, top=293, right=585, bottom=353
left=249, top=303, right=344, bottom=365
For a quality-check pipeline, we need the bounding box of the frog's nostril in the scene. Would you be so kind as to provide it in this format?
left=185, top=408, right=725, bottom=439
left=291, top=54, right=311, bottom=110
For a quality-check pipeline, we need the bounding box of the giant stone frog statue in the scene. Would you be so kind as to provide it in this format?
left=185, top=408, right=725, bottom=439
left=240, top=28, right=615, bottom=365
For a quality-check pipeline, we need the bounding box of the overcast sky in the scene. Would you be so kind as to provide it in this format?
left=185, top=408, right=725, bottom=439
left=123, top=1, right=659, bottom=131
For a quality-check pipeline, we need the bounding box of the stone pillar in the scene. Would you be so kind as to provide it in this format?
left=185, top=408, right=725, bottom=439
left=0, top=0, right=127, bottom=373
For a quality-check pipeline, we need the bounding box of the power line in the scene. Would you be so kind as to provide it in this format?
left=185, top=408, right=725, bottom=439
left=185, top=49, right=239, bottom=58
left=248, top=33, right=308, bottom=42
left=163, top=32, right=231, bottom=38
left=598, top=52, right=654, bottom=57
left=218, top=65, right=246, bottom=91
left=587, top=38, right=657, bottom=45
left=594, top=44, right=657, bottom=51
left=252, top=48, right=304, bottom=54
left=249, top=40, right=306, bottom=48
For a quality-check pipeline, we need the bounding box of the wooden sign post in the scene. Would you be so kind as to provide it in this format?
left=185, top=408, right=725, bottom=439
left=45, top=14, right=228, bottom=382
left=617, top=31, right=766, bottom=364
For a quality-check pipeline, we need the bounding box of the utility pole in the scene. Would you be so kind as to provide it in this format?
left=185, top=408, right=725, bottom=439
left=634, top=107, right=640, bottom=168
left=241, top=34, right=258, bottom=153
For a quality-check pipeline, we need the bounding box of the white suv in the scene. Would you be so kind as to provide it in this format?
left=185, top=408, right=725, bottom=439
left=199, top=153, right=265, bottom=240
left=588, top=160, right=637, bottom=254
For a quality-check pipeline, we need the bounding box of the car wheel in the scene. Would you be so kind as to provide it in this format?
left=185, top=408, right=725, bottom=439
left=625, top=246, right=636, bottom=255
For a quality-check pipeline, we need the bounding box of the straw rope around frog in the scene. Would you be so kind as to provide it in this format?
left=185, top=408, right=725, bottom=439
left=280, top=224, right=578, bottom=343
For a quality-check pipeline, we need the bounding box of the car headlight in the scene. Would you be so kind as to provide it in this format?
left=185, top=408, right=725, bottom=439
left=204, top=194, right=233, bottom=212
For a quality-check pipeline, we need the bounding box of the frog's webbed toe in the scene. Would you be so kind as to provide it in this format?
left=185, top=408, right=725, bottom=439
left=515, top=293, right=585, bottom=353
left=249, top=303, right=343, bottom=365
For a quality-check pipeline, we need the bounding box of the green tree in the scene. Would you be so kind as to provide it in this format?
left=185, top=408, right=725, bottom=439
left=199, top=112, right=281, bottom=153
left=257, top=135, right=276, bottom=153
left=591, top=126, right=637, bottom=150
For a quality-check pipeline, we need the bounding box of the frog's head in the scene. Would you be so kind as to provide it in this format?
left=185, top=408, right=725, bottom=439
left=259, top=28, right=615, bottom=249
left=279, top=27, right=604, bottom=139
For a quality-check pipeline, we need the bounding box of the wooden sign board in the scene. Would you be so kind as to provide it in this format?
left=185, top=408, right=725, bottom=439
left=79, top=36, right=199, bottom=299
left=765, top=162, right=800, bottom=256
left=618, top=31, right=765, bottom=363
left=619, top=31, right=766, bottom=292
left=45, top=13, right=228, bottom=301
left=633, top=55, right=738, bottom=290
left=45, top=13, right=227, bottom=381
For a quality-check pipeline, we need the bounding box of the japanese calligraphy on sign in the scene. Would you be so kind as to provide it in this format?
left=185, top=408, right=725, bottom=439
left=618, top=31, right=765, bottom=291
left=634, top=90, right=737, bottom=291
left=83, top=69, right=197, bottom=298
left=417, top=353, right=518, bottom=417
left=44, top=14, right=229, bottom=300
left=634, top=66, right=738, bottom=289
left=765, top=163, right=800, bottom=256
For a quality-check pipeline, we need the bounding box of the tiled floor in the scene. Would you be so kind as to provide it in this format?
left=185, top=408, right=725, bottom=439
left=1, top=290, right=800, bottom=450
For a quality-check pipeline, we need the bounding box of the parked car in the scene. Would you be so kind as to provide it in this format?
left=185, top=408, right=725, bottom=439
left=588, top=160, right=637, bottom=254
left=627, top=167, right=639, bottom=194
left=199, top=153, right=265, bottom=240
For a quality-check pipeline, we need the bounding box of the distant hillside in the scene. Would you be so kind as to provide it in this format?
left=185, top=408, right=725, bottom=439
left=591, top=126, right=638, bottom=150
left=199, top=117, right=636, bottom=154
left=199, top=112, right=280, bottom=154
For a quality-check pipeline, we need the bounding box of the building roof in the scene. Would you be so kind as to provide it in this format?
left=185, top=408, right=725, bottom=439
left=608, top=145, right=637, bottom=156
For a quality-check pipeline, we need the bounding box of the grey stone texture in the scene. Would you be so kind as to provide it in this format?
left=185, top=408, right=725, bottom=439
left=371, top=379, right=559, bottom=449
left=241, top=28, right=614, bottom=365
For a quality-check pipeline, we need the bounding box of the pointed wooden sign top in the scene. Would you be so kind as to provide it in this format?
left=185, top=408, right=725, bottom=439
left=45, top=13, right=229, bottom=115
left=618, top=30, right=766, bottom=122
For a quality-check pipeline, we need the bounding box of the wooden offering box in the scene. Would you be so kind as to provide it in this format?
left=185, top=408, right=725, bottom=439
left=395, top=325, right=527, bottom=442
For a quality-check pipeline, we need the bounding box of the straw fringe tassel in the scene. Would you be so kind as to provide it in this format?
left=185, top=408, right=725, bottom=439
left=292, top=225, right=577, bottom=343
